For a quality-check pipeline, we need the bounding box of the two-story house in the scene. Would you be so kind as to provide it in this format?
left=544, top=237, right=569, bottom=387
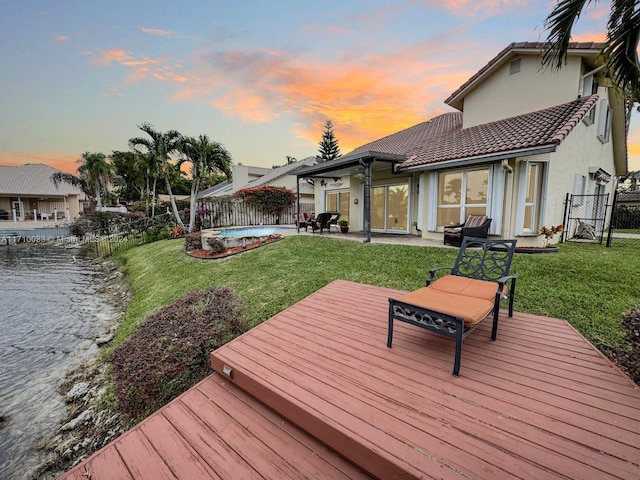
left=295, top=42, right=627, bottom=246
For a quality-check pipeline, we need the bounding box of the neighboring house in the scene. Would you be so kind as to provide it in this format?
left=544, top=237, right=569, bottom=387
left=616, top=190, right=640, bottom=208
left=296, top=42, right=627, bottom=246
left=0, top=163, right=87, bottom=221
left=199, top=157, right=317, bottom=205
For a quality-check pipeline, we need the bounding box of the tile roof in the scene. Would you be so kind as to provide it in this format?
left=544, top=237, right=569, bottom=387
left=445, top=41, right=606, bottom=108
left=348, top=95, right=599, bottom=171
left=0, top=163, right=86, bottom=197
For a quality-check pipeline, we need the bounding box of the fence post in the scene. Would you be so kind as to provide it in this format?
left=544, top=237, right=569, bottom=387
left=606, top=190, right=618, bottom=247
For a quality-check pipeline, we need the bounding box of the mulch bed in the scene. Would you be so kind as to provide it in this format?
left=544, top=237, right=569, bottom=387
left=186, top=235, right=283, bottom=259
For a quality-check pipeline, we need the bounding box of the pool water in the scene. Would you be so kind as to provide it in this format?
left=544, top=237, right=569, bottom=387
left=218, top=226, right=295, bottom=237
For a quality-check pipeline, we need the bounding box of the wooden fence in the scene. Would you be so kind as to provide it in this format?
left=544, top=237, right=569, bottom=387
left=198, top=199, right=315, bottom=228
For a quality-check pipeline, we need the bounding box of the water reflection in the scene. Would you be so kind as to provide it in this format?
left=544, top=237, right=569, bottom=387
left=0, top=244, right=116, bottom=479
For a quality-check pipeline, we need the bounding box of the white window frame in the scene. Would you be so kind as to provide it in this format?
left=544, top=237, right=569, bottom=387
left=580, top=73, right=598, bottom=125
left=433, top=167, right=491, bottom=231
left=597, top=99, right=612, bottom=143
left=516, top=161, right=548, bottom=235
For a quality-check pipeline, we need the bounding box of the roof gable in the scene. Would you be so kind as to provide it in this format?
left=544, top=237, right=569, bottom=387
left=445, top=41, right=606, bottom=111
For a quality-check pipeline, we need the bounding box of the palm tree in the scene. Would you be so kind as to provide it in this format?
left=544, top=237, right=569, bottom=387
left=179, top=134, right=232, bottom=232
left=52, top=152, right=114, bottom=209
left=542, top=0, right=640, bottom=102
left=129, top=123, right=185, bottom=228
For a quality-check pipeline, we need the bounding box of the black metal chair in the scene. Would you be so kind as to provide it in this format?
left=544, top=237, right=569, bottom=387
left=387, top=237, right=517, bottom=377
left=443, top=215, right=492, bottom=247
left=310, top=212, right=340, bottom=233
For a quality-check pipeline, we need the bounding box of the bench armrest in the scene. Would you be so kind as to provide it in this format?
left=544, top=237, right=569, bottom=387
left=426, top=266, right=451, bottom=286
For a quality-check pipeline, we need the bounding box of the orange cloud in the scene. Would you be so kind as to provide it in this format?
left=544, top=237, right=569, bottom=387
left=95, top=49, right=132, bottom=65
left=627, top=142, right=640, bottom=171
left=172, top=37, right=472, bottom=151
left=0, top=152, right=80, bottom=174
left=55, top=35, right=69, bottom=42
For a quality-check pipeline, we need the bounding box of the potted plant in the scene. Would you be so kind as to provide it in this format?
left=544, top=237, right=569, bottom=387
left=338, top=219, right=349, bottom=233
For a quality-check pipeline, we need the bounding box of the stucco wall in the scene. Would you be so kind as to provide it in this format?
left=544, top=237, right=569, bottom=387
left=462, top=55, right=583, bottom=128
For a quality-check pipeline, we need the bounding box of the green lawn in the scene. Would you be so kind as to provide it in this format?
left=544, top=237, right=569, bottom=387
left=115, top=236, right=640, bottom=354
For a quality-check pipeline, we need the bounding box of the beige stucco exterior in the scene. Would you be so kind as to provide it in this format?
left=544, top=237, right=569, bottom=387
left=307, top=44, right=625, bottom=246
left=461, top=55, right=584, bottom=128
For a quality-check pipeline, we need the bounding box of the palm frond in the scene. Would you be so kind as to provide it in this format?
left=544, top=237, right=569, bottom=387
left=542, top=0, right=594, bottom=69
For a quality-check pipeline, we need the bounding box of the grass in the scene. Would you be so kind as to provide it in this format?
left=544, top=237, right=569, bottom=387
left=114, top=235, right=640, bottom=355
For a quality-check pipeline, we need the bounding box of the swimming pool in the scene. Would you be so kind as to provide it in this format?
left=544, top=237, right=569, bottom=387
left=217, top=226, right=296, bottom=236
left=201, top=226, right=294, bottom=251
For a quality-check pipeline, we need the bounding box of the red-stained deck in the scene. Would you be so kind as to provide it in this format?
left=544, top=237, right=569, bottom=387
left=60, top=280, right=640, bottom=479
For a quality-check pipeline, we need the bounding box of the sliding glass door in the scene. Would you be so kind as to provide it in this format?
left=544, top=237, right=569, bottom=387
left=371, top=183, right=409, bottom=232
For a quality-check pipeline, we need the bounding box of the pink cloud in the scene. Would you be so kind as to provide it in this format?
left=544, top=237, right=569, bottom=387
left=422, top=0, right=529, bottom=17
left=55, top=35, right=69, bottom=42
left=140, top=27, right=176, bottom=37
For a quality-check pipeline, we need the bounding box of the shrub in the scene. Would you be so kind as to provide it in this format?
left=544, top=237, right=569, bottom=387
left=206, top=237, right=226, bottom=254
left=235, top=186, right=295, bottom=219
left=111, top=286, right=246, bottom=419
left=184, top=232, right=202, bottom=251
left=619, top=307, right=640, bottom=385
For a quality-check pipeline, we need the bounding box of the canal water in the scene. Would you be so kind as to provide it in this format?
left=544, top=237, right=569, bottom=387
left=0, top=243, right=116, bottom=479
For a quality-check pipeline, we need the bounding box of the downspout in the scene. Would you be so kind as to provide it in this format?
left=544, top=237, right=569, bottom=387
left=360, top=158, right=373, bottom=243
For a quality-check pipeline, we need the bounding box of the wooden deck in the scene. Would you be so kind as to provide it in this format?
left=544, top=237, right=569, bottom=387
left=60, top=280, right=640, bottom=479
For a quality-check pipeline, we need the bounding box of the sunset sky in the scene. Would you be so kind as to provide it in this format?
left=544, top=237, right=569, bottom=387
left=1, top=1, right=638, bottom=174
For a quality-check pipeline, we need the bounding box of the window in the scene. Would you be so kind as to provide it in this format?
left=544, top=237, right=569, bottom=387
left=517, top=162, right=546, bottom=234
left=325, top=190, right=350, bottom=223
left=509, top=59, right=521, bottom=75
left=597, top=99, right=612, bottom=143
left=581, top=73, right=598, bottom=124
left=436, top=168, right=488, bottom=228
left=572, top=173, right=586, bottom=206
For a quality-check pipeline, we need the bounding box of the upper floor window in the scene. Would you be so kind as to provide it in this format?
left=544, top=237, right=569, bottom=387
left=597, top=99, right=612, bottom=143
left=509, top=59, right=521, bottom=75
left=581, top=73, right=598, bottom=124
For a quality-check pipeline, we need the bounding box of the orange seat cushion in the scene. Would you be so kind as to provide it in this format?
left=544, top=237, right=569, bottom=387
left=429, top=275, right=506, bottom=301
left=397, top=287, right=494, bottom=328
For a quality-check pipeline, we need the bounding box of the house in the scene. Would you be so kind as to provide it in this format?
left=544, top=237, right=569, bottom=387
left=296, top=42, right=627, bottom=246
left=199, top=157, right=317, bottom=206
left=0, top=163, right=87, bottom=221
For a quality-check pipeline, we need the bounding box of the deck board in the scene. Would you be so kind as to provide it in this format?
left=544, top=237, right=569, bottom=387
left=212, top=280, right=640, bottom=479
left=60, top=279, right=640, bottom=479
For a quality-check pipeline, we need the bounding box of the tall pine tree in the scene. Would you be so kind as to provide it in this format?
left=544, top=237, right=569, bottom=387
left=318, top=120, right=341, bottom=162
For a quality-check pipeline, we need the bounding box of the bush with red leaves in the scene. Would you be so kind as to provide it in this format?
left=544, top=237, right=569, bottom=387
left=111, top=286, right=246, bottom=419
left=619, top=306, right=640, bottom=385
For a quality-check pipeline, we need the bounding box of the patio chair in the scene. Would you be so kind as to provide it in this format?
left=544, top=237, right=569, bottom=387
left=443, top=215, right=492, bottom=247
left=310, top=212, right=340, bottom=234
left=387, top=237, right=517, bottom=377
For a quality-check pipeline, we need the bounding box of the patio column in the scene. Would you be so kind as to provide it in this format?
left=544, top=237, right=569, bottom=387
left=360, top=158, right=374, bottom=243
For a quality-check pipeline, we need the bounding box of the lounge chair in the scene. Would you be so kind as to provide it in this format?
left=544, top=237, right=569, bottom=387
left=443, top=215, right=492, bottom=247
left=310, top=212, right=340, bottom=234
left=387, top=237, right=517, bottom=377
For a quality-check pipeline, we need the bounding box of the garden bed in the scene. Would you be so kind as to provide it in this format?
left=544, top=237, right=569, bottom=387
left=186, top=235, right=283, bottom=259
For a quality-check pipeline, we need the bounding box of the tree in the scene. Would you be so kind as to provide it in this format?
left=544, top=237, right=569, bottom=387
left=52, top=152, right=114, bottom=209
left=129, top=123, right=185, bottom=228
left=110, top=150, right=146, bottom=204
left=318, top=120, right=341, bottom=161
left=542, top=1, right=640, bottom=102
left=179, top=135, right=233, bottom=232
